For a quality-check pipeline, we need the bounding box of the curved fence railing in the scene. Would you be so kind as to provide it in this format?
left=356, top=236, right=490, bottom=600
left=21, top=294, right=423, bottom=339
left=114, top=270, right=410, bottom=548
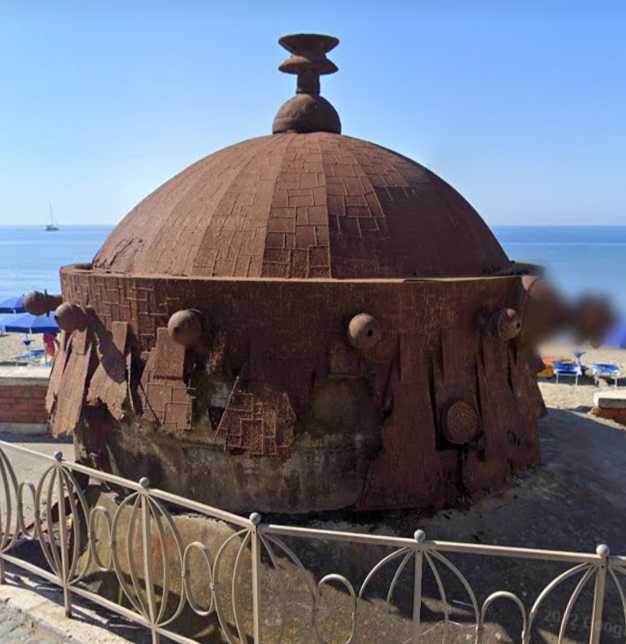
left=0, top=438, right=623, bottom=643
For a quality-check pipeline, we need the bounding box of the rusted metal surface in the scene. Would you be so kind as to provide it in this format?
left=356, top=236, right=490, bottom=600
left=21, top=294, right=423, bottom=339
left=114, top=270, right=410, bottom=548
left=93, top=132, right=509, bottom=280
left=49, top=329, right=95, bottom=437
left=46, top=332, right=68, bottom=414
left=139, top=327, right=194, bottom=433
left=55, top=269, right=546, bottom=512
left=86, top=320, right=129, bottom=421
left=40, top=33, right=611, bottom=514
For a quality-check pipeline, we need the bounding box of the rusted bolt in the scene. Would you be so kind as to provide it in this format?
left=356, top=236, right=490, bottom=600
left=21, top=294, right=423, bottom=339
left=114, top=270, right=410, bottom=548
left=55, top=302, right=89, bottom=333
left=490, top=308, right=522, bottom=341
left=23, top=291, right=63, bottom=316
left=347, top=313, right=381, bottom=351
left=443, top=400, right=480, bottom=445
left=167, top=309, right=205, bottom=348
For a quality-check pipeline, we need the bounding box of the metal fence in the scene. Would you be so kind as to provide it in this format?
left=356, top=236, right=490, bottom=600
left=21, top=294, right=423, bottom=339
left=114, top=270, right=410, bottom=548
left=0, top=438, right=624, bottom=644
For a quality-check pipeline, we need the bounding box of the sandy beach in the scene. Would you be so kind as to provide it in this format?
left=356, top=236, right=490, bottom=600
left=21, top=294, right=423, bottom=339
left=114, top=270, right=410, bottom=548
left=539, top=341, right=626, bottom=416
left=0, top=332, right=44, bottom=363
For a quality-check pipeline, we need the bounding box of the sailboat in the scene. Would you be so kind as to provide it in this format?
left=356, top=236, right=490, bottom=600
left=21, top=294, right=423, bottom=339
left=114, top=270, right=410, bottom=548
left=45, top=202, right=59, bottom=231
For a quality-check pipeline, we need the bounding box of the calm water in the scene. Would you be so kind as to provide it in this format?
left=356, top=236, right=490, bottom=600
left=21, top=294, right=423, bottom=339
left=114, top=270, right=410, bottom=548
left=0, top=226, right=113, bottom=303
left=0, top=225, right=624, bottom=315
left=495, top=226, right=626, bottom=316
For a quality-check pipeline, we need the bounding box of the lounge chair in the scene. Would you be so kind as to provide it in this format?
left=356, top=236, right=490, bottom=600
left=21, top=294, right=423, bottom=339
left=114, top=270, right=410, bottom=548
left=14, top=349, right=45, bottom=364
left=589, top=363, right=621, bottom=387
left=552, top=360, right=583, bottom=385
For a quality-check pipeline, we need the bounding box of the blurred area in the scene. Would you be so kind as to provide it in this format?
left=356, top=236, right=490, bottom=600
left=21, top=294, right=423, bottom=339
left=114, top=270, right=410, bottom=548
left=496, top=225, right=626, bottom=318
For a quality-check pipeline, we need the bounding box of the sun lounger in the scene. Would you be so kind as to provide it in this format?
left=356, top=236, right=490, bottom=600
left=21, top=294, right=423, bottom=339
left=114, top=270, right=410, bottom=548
left=589, top=363, right=621, bottom=387
left=14, top=349, right=45, bottom=364
left=552, top=360, right=582, bottom=385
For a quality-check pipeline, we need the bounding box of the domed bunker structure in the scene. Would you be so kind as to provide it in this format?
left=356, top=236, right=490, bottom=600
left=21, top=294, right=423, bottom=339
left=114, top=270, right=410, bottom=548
left=26, top=35, right=612, bottom=514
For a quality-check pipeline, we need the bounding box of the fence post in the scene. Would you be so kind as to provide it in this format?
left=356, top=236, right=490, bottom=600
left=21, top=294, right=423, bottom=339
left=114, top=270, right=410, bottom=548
left=250, top=512, right=262, bottom=644
left=54, top=451, right=73, bottom=618
left=139, top=477, right=160, bottom=644
left=413, top=529, right=426, bottom=643
left=589, top=544, right=609, bottom=644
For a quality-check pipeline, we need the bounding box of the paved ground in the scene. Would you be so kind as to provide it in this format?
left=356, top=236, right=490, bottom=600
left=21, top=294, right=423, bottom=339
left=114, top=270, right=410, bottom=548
left=0, top=601, right=63, bottom=642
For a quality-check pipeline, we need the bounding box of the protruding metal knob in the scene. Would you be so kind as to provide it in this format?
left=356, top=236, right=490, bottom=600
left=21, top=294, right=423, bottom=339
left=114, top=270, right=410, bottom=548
left=443, top=400, right=480, bottom=445
left=23, top=291, right=63, bottom=316
left=347, top=313, right=382, bottom=351
left=167, top=309, right=205, bottom=348
left=488, top=308, right=522, bottom=341
left=55, top=302, right=89, bottom=333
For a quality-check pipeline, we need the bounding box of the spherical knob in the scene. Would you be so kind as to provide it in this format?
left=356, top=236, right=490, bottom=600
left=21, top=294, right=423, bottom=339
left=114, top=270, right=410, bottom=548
left=493, top=308, right=522, bottom=341
left=347, top=313, right=382, bottom=351
left=167, top=309, right=204, bottom=348
left=23, top=291, right=63, bottom=316
left=596, top=544, right=610, bottom=557
left=55, top=302, right=88, bottom=333
left=443, top=400, right=480, bottom=445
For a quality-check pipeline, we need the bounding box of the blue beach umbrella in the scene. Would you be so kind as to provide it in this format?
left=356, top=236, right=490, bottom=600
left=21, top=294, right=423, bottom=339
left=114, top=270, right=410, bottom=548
left=0, top=312, right=59, bottom=334
left=0, top=295, right=26, bottom=314
left=604, top=321, right=626, bottom=349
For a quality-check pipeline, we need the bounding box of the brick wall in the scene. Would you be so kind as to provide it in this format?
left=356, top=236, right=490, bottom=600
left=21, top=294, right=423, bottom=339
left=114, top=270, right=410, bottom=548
left=0, top=382, right=48, bottom=424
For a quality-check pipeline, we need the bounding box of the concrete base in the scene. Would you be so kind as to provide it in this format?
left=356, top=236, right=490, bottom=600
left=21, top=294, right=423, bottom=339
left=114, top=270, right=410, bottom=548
left=0, top=422, right=49, bottom=436
left=593, top=389, right=626, bottom=409
left=591, top=390, right=626, bottom=425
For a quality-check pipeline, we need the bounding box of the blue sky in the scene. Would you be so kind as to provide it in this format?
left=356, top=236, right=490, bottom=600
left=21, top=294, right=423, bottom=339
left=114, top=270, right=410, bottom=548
left=1, top=1, right=625, bottom=226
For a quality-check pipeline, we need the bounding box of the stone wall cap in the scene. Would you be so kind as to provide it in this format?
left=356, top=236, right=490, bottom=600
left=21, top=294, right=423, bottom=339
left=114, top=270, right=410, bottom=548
left=593, top=390, right=626, bottom=409
left=0, top=366, right=51, bottom=384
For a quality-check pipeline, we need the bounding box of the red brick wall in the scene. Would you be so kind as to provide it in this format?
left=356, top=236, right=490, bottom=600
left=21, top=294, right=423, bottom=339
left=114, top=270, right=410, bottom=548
left=0, top=383, right=48, bottom=424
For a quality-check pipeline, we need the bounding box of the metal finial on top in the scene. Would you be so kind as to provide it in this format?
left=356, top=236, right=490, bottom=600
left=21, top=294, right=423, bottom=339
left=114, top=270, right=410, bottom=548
left=272, top=33, right=342, bottom=135
left=278, top=34, right=339, bottom=96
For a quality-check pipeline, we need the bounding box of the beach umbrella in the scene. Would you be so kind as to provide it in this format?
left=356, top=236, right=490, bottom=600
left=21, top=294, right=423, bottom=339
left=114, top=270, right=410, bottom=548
left=0, top=312, right=59, bottom=334
left=604, top=321, right=626, bottom=349
left=0, top=295, right=26, bottom=313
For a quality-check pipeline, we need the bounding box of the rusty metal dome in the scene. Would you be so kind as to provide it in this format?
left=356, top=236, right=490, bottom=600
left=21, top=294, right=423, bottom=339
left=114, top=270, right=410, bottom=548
left=93, top=35, right=509, bottom=280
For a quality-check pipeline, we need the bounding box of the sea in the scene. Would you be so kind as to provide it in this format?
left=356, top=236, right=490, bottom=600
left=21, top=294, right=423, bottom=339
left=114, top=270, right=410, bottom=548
left=0, top=225, right=625, bottom=318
